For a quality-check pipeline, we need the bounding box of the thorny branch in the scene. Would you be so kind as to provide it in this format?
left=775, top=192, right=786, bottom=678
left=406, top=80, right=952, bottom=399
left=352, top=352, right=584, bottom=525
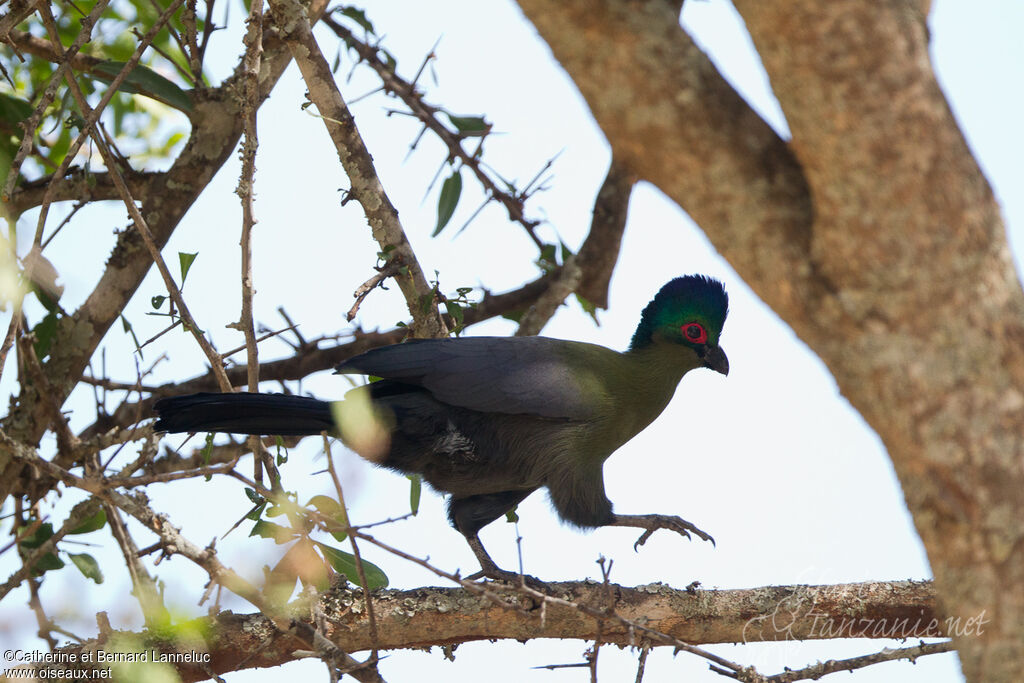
left=267, top=0, right=447, bottom=339
left=326, top=17, right=548, bottom=249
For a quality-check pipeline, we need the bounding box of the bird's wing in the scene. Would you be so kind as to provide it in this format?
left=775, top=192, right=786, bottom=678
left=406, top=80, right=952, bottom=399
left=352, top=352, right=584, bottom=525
left=335, top=337, right=613, bottom=420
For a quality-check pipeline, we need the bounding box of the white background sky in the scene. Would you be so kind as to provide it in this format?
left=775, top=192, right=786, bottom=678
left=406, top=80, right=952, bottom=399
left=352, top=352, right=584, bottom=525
left=2, top=1, right=1022, bottom=682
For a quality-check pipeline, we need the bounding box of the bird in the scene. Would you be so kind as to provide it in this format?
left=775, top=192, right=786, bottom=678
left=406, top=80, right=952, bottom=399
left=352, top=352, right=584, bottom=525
left=153, top=275, right=729, bottom=580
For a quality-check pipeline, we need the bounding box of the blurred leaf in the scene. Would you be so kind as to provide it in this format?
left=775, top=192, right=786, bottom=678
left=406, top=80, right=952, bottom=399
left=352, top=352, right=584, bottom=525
left=24, top=251, right=63, bottom=305
left=120, top=314, right=143, bottom=357
left=178, top=251, right=198, bottom=283
left=265, top=539, right=329, bottom=603
left=446, top=114, right=490, bottom=136
left=337, top=6, right=375, bottom=34
left=275, top=435, right=288, bottom=466
left=250, top=520, right=294, bottom=544
left=307, top=494, right=349, bottom=542
left=201, top=432, right=215, bottom=480
left=575, top=293, right=599, bottom=324
left=0, top=92, right=33, bottom=125
left=17, top=523, right=62, bottom=576
left=245, top=487, right=265, bottom=505
left=29, top=552, right=64, bottom=575
left=559, top=240, right=573, bottom=263
left=406, top=474, right=421, bottom=516
left=18, top=522, right=55, bottom=549
left=68, top=552, right=104, bottom=584
left=501, top=310, right=524, bottom=323
left=315, top=541, right=388, bottom=589
left=536, top=243, right=558, bottom=272
left=91, top=60, right=193, bottom=112
left=68, top=509, right=107, bottom=535
left=32, top=310, right=58, bottom=359
left=433, top=170, right=462, bottom=237
left=280, top=537, right=329, bottom=591
left=504, top=507, right=520, bottom=524
left=446, top=300, right=464, bottom=332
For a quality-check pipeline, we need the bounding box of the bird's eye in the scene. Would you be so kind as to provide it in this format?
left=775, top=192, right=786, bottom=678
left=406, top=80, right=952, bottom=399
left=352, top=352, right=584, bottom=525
left=681, top=322, right=707, bottom=344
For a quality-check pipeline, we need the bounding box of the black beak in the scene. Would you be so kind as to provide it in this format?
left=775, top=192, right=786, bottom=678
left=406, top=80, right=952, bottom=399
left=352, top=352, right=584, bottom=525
left=701, top=345, right=729, bottom=376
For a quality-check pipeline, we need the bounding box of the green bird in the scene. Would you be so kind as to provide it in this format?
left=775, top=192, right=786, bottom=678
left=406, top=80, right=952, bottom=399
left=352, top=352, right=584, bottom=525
left=154, top=275, right=729, bottom=579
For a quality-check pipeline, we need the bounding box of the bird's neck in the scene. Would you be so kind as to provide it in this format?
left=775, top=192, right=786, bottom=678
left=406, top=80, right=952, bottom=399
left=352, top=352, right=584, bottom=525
left=609, top=340, right=702, bottom=432
left=623, top=339, right=702, bottom=385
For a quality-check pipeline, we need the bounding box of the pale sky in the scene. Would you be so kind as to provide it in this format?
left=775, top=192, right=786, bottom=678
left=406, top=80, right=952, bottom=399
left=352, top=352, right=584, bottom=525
left=2, top=1, right=1021, bottom=682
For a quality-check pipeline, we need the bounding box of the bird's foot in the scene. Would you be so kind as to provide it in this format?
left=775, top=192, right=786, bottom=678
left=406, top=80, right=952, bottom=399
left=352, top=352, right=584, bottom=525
left=463, top=533, right=548, bottom=590
left=466, top=565, right=547, bottom=591
left=609, top=513, right=715, bottom=550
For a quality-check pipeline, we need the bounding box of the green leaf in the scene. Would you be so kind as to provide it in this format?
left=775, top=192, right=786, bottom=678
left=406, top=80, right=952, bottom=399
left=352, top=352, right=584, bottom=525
left=244, top=487, right=265, bottom=505
left=150, top=295, right=167, bottom=309
left=575, top=293, right=600, bottom=323
left=337, top=6, right=376, bottom=34
left=250, top=520, right=294, bottom=544
left=446, top=301, right=464, bottom=331
left=68, top=552, right=104, bottom=584
left=559, top=241, right=573, bottom=263
left=446, top=114, right=490, bottom=136
left=307, top=494, right=349, bottom=542
left=18, top=522, right=55, bottom=549
left=32, top=310, right=58, bottom=360
left=315, top=542, right=388, bottom=589
left=504, top=507, right=520, bottom=524
left=120, top=314, right=143, bottom=357
left=433, top=170, right=462, bottom=237
left=68, top=509, right=107, bottom=535
left=178, top=252, right=198, bottom=283
left=91, top=60, right=193, bottom=112
left=29, top=552, right=64, bottom=574
left=536, top=243, right=559, bottom=272
left=501, top=310, right=524, bottom=324
left=201, top=432, right=214, bottom=480
left=0, top=92, right=33, bottom=125
left=406, top=475, right=421, bottom=516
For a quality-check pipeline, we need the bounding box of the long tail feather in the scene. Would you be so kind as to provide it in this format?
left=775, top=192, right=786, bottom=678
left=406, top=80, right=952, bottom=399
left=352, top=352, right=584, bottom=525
left=153, top=392, right=334, bottom=436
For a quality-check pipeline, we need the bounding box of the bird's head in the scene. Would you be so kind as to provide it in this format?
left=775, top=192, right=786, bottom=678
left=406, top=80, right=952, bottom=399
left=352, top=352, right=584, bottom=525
left=629, top=275, right=730, bottom=375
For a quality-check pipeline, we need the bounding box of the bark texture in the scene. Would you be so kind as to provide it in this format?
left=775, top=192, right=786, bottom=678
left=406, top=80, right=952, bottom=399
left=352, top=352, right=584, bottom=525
left=513, top=1, right=1024, bottom=680
left=53, top=580, right=942, bottom=681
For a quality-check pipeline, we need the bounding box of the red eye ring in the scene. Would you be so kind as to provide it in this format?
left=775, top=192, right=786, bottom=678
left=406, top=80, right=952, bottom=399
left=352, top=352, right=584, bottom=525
left=681, top=322, right=707, bottom=345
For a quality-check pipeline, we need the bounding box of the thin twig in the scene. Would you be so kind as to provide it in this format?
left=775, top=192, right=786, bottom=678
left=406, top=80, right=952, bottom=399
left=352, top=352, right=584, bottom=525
left=269, top=0, right=447, bottom=339
left=741, top=640, right=957, bottom=683
left=235, top=0, right=273, bottom=488
left=347, top=263, right=402, bottom=321
left=326, top=18, right=546, bottom=248
left=322, top=435, right=382, bottom=673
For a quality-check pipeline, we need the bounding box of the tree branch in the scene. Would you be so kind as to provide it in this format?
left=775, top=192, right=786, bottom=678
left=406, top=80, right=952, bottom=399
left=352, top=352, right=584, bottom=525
left=513, top=2, right=1024, bottom=679
left=266, top=0, right=447, bottom=339
left=45, top=579, right=947, bottom=682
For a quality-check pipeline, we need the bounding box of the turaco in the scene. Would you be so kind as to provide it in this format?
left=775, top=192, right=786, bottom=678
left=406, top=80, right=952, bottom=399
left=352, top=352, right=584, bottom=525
left=154, top=275, right=730, bottom=580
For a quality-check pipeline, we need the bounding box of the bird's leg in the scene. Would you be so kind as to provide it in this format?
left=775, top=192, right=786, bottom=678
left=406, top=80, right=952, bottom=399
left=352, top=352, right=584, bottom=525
left=609, top=513, right=715, bottom=550
left=463, top=533, right=504, bottom=579
left=462, top=534, right=547, bottom=589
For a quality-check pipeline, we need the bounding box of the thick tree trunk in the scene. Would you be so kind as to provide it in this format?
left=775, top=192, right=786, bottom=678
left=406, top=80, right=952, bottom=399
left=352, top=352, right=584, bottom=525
left=514, top=1, right=1024, bottom=680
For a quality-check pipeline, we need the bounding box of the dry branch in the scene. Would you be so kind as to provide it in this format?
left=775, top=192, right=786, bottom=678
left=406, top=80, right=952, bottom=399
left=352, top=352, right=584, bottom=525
left=45, top=579, right=946, bottom=682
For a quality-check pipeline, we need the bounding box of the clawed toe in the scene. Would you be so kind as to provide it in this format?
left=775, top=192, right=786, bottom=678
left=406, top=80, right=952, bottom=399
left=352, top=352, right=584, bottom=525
left=611, top=513, right=715, bottom=550
left=470, top=566, right=547, bottom=590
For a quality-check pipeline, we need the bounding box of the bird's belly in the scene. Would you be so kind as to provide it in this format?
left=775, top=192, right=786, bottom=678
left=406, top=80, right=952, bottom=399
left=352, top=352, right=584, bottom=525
left=379, top=404, right=584, bottom=497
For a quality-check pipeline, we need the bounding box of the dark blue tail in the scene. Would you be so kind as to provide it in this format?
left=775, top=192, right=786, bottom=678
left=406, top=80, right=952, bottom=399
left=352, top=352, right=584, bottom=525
left=153, top=392, right=334, bottom=436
